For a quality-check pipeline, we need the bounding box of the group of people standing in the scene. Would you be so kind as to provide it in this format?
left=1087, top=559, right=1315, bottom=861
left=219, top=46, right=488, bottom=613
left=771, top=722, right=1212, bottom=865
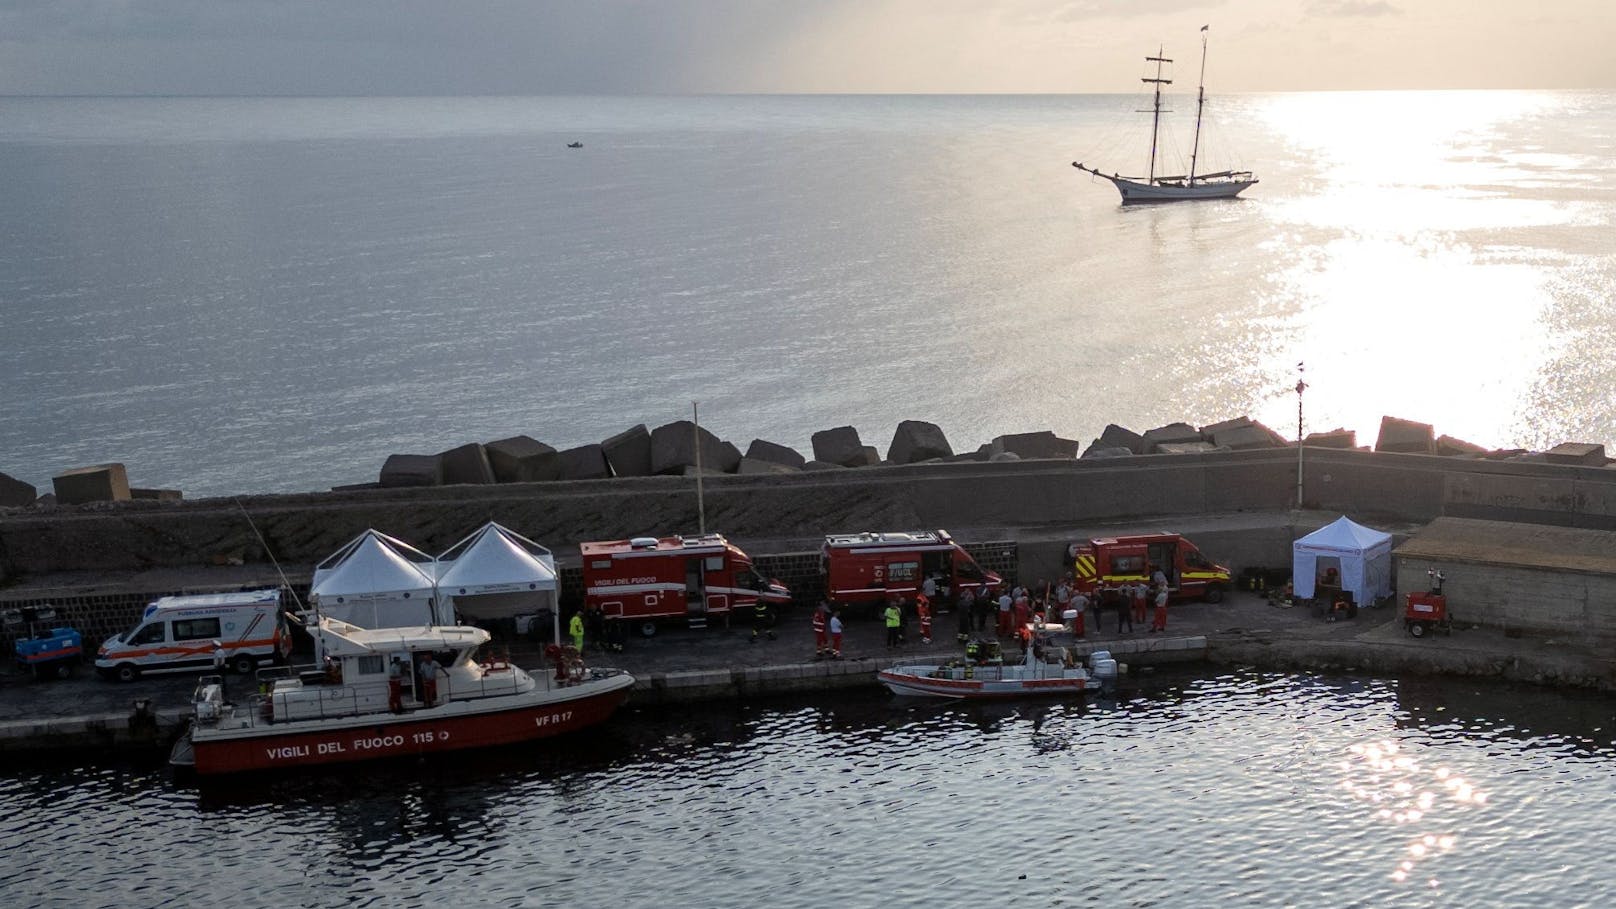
left=952, top=570, right=1175, bottom=642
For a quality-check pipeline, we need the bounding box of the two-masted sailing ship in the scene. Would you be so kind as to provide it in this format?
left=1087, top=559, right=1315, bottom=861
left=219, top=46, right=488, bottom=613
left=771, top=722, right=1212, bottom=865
left=1073, top=27, right=1257, bottom=203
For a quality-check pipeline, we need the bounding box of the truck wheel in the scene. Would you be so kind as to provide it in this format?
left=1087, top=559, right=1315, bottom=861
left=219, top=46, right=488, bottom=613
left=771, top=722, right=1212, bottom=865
left=639, top=621, right=658, bottom=639
left=1408, top=621, right=1426, bottom=638
left=1204, top=586, right=1224, bottom=605
left=114, top=663, right=140, bottom=683
left=231, top=654, right=257, bottom=675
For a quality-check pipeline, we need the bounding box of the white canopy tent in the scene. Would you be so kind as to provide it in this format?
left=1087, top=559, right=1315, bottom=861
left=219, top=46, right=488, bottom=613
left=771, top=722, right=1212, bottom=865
left=1292, top=516, right=1394, bottom=603
left=434, top=522, right=560, bottom=639
left=310, top=530, right=443, bottom=628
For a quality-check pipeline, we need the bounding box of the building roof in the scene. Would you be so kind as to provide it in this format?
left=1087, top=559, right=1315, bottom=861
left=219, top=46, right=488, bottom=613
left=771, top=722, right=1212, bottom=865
left=1393, top=517, right=1616, bottom=575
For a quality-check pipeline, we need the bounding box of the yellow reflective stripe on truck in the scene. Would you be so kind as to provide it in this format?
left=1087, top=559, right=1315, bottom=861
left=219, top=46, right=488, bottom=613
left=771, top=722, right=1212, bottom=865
left=1074, top=555, right=1096, bottom=579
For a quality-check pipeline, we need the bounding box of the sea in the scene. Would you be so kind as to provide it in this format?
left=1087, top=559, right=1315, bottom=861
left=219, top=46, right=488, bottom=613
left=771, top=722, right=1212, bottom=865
left=2, top=92, right=1614, bottom=497
left=5, top=669, right=1616, bottom=907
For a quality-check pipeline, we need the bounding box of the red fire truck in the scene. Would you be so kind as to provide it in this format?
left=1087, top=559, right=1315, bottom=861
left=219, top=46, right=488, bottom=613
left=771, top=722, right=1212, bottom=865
left=1069, top=533, right=1231, bottom=604
left=821, top=530, right=1000, bottom=609
left=581, top=534, right=790, bottom=637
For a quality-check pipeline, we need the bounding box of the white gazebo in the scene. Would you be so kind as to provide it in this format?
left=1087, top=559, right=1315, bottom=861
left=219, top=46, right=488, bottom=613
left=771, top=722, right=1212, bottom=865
left=310, top=530, right=442, bottom=628
left=1292, top=516, right=1394, bottom=603
left=434, top=522, right=560, bottom=640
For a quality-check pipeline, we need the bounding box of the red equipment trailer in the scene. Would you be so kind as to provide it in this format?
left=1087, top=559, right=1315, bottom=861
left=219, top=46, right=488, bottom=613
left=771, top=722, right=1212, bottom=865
left=1404, top=570, right=1453, bottom=638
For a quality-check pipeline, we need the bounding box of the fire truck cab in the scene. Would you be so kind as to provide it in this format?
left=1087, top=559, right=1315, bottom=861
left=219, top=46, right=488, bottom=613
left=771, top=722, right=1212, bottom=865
left=1070, top=533, right=1231, bottom=604
left=821, top=530, right=1000, bottom=609
left=581, top=534, right=790, bottom=637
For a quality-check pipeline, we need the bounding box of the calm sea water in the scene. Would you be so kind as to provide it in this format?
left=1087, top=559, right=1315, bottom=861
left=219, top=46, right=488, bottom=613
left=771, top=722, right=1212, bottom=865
left=4, top=670, right=1615, bottom=907
left=2, top=93, right=1613, bottom=496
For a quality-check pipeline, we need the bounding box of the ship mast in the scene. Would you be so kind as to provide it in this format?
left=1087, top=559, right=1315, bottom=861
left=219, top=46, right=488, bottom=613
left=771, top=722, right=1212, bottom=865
left=1142, top=46, right=1172, bottom=185
left=1189, top=25, right=1210, bottom=186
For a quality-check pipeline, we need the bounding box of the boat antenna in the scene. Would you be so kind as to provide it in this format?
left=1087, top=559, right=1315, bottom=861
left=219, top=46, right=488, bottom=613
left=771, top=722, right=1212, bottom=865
left=1142, top=45, right=1173, bottom=185
left=1189, top=25, right=1210, bottom=186
left=234, top=497, right=308, bottom=616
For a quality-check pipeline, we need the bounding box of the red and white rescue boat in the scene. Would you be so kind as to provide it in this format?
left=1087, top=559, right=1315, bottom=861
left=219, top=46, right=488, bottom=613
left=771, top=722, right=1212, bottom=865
left=170, top=618, right=633, bottom=775
left=878, top=640, right=1117, bottom=699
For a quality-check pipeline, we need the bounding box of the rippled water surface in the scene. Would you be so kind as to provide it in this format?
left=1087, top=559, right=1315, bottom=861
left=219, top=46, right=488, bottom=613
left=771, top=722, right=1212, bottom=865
left=5, top=670, right=1615, bottom=908
left=1, top=93, right=1613, bottom=495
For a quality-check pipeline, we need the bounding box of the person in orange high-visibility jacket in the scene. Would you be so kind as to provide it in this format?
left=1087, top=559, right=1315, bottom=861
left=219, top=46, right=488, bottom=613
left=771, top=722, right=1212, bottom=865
left=915, top=593, right=933, bottom=644
left=812, top=600, right=830, bottom=659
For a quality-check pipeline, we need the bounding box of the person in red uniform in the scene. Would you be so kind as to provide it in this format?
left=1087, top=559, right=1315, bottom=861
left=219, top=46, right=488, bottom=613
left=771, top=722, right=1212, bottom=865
left=387, top=658, right=404, bottom=713
left=812, top=599, right=830, bottom=659
left=1131, top=581, right=1148, bottom=625
left=915, top=593, right=932, bottom=644
left=1151, top=584, right=1169, bottom=633
left=1070, top=592, right=1087, bottom=638
left=829, top=611, right=844, bottom=659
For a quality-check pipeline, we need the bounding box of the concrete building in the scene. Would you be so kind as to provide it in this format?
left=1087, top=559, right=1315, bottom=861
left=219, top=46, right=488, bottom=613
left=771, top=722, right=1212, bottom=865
left=1394, top=517, right=1616, bottom=636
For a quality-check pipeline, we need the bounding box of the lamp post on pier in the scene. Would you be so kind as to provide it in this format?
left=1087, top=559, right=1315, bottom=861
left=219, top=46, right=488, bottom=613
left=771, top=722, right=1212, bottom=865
left=1295, top=362, right=1307, bottom=509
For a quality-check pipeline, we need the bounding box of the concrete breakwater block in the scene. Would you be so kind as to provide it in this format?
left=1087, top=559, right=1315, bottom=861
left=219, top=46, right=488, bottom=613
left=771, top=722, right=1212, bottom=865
left=130, top=488, right=183, bottom=502
left=1080, top=446, right=1133, bottom=460
left=438, top=443, right=496, bottom=485
left=745, top=438, right=805, bottom=469
left=486, top=435, right=561, bottom=483
left=379, top=453, right=443, bottom=487
left=991, top=431, right=1079, bottom=460
left=52, top=463, right=131, bottom=505
left=1088, top=423, right=1146, bottom=456
left=650, top=421, right=741, bottom=475
left=1436, top=434, right=1486, bottom=457
left=1376, top=416, right=1436, bottom=454
left=887, top=420, right=953, bottom=464
left=558, top=444, right=612, bottom=480
left=738, top=457, right=797, bottom=475
left=601, top=424, right=653, bottom=477
left=1546, top=442, right=1608, bottom=466
left=1142, top=422, right=1202, bottom=452
left=802, top=460, right=844, bottom=471
left=1211, top=421, right=1287, bottom=451
left=1305, top=429, right=1358, bottom=449
left=1156, top=441, right=1221, bottom=455
left=0, top=472, right=36, bottom=508
left=811, top=426, right=867, bottom=467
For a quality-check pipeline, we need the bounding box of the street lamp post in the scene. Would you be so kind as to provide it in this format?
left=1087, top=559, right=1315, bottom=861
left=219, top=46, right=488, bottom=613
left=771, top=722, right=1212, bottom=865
left=1295, top=362, right=1307, bottom=509
left=692, top=401, right=706, bottom=535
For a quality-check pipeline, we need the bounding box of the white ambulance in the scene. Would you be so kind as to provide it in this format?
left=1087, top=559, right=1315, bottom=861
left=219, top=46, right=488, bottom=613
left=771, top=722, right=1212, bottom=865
left=96, top=588, right=293, bottom=682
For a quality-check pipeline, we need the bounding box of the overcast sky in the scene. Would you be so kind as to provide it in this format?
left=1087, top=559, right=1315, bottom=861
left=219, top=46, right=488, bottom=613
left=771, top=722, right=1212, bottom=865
left=1, top=0, right=1611, bottom=96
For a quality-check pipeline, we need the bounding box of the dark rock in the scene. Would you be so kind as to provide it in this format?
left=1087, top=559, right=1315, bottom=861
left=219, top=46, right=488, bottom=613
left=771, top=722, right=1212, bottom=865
left=802, top=460, right=845, bottom=471
left=650, top=421, right=741, bottom=475
left=486, top=435, right=562, bottom=483
left=1141, top=422, right=1203, bottom=452
left=721, top=441, right=744, bottom=473
left=437, top=443, right=496, bottom=485
left=1305, top=429, right=1358, bottom=449
left=0, top=471, right=36, bottom=508
left=811, top=426, right=867, bottom=467
left=1092, top=424, right=1147, bottom=455
left=1375, top=416, right=1436, bottom=454
left=53, top=463, right=132, bottom=505
left=600, top=424, right=652, bottom=477
left=887, top=420, right=953, bottom=464
left=1545, top=442, right=1608, bottom=466
left=1435, top=434, right=1487, bottom=457
left=856, top=446, right=882, bottom=467
left=745, top=439, right=806, bottom=469
left=1212, top=422, right=1286, bottom=451
left=34, top=493, right=56, bottom=507
left=558, top=444, right=612, bottom=480
left=1080, top=446, right=1135, bottom=460
left=991, top=431, right=1079, bottom=460
left=1199, top=416, right=1254, bottom=437
left=130, top=488, right=183, bottom=502
left=379, top=454, right=442, bottom=488
left=738, top=458, right=798, bottom=475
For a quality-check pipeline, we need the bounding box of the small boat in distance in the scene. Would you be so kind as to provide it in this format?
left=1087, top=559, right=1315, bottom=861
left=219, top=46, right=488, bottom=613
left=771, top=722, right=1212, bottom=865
left=566, top=141, right=584, bottom=148
left=1072, top=26, right=1256, bottom=203
left=878, top=637, right=1117, bottom=699
left=170, top=617, right=633, bottom=775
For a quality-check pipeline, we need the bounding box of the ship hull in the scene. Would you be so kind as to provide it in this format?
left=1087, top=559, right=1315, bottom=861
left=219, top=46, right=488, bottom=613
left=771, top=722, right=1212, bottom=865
left=1112, top=176, right=1257, bottom=203
left=184, top=675, right=632, bottom=774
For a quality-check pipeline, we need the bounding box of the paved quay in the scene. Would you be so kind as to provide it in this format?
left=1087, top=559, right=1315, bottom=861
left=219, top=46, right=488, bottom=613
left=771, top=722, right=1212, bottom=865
left=2, top=586, right=1611, bottom=757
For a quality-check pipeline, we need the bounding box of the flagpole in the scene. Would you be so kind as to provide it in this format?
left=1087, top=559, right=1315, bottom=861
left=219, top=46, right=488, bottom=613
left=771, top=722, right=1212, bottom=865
left=693, top=402, right=706, bottom=535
